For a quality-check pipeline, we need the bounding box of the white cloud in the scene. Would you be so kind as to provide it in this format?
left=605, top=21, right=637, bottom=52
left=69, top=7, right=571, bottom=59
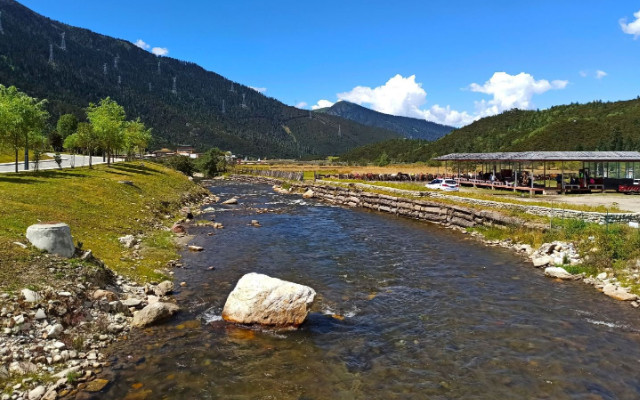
left=470, top=72, right=568, bottom=117
left=310, top=72, right=568, bottom=127
left=620, top=10, right=640, bottom=38
left=596, top=70, right=608, bottom=79
left=337, top=74, right=427, bottom=119
left=151, top=47, right=169, bottom=56
left=311, top=99, right=334, bottom=110
left=295, top=101, right=308, bottom=109
left=579, top=70, right=588, bottom=78
left=250, top=87, right=267, bottom=93
left=134, top=39, right=150, bottom=50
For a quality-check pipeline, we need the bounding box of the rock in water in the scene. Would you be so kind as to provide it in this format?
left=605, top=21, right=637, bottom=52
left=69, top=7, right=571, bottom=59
left=222, top=273, right=316, bottom=328
left=222, top=197, right=238, bottom=205
left=544, top=266, right=576, bottom=280
left=25, top=223, right=75, bottom=258
left=302, top=189, right=314, bottom=199
left=132, top=302, right=180, bottom=328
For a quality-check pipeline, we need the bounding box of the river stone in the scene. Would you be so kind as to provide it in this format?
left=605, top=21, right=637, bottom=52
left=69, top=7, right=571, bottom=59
left=602, top=284, right=638, bottom=301
left=544, top=266, right=576, bottom=280
left=222, top=272, right=316, bottom=327
left=132, top=302, right=180, bottom=328
left=25, top=223, right=75, bottom=258
left=154, top=281, right=174, bottom=296
left=302, top=189, right=314, bottom=199
left=532, top=255, right=551, bottom=267
left=28, top=385, right=45, bottom=400
left=222, top=197, right=238, bottom=205
left=21, top=288, right=42, bottom=303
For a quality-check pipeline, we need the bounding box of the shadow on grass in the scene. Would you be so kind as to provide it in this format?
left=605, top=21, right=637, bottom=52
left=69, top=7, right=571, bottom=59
left=0, top=175, right=42, bottom=184
left=110, top=163, right=157, bottom=175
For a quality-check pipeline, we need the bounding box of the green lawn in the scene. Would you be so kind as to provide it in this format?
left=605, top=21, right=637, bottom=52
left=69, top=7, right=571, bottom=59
left=0, top=162, right=208, bottom=288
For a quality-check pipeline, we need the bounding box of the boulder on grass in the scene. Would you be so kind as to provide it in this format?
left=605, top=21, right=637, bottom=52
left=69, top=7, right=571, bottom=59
left=544, top=266, right=576, bottom=280
left=26, top=223, right=75, bottom=258
left=222, top=273, right=316, bottom=328
left=132, top=302, right=180, bottom=328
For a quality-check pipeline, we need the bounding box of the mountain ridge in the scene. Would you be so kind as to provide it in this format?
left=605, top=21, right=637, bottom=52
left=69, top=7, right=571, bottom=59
left=340, top=97, right=640, bottom=163
left=0, top=0, right=400, bottom=157
left=315, top=101, right=453, bottom=141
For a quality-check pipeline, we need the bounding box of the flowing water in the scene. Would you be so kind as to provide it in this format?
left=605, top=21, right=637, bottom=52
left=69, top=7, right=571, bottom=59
left=102, top=181, right=640, bottom=399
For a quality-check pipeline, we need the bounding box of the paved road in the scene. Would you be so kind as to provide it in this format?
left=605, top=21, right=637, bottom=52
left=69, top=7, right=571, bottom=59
left=0, top=154, right=122, bottom=173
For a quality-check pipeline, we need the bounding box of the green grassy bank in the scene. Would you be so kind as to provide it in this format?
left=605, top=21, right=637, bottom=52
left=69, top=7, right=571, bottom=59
left=0, top=162, right=208, bottom=289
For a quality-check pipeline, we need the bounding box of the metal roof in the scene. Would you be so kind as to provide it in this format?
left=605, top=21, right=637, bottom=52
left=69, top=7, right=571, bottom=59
left=434, top=151, right=640, bottom=162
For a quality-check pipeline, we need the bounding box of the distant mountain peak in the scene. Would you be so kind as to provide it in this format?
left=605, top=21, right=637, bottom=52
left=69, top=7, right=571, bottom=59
left=316, top=101, right=453, bottom=141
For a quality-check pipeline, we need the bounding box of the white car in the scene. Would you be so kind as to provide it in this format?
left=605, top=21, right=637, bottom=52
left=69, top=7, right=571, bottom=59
left=425, top=178, right=459, bottom=191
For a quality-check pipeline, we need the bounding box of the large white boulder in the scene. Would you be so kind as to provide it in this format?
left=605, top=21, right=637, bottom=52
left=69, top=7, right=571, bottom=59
left=25, top=223, right=75, bottom=258
left=544, top=266, right=576, bottom=280
left=222, top=273, right=316, bottom=327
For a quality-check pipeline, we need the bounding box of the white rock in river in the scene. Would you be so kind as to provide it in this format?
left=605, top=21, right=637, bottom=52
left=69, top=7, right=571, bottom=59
left=25, top=223, right=75, bottom=258
left=544, top=266, right=576, bottom=280
left=602, top=284, right=639, bottom=301
left=132, top=302, right=180, bottom=328
left=222, top=272, right=316, bottom=327
left=222, top=197, right=238, bottom=205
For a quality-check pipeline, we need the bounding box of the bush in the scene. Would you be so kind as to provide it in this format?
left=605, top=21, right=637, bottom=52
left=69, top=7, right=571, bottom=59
left=163, top=156, right=196, bottom=176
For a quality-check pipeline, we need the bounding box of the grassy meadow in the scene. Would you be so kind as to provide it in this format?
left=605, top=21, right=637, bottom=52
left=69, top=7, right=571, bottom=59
left=0, top=162, right=207, bottom=289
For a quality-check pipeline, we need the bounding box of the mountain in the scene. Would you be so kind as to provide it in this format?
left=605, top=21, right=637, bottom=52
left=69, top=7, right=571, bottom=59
left=0, top=0, right=400, bottom=158
left=341, top=98, right=640, bottom=163
left=315, top=101, right=453, bottom=140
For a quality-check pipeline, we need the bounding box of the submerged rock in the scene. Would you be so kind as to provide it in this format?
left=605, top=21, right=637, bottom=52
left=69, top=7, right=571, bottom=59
left=132, top=302, right=180, bottom=328
left=25, top=223, right=75, bottom=258
left=222, top=272, right=316, bottom=328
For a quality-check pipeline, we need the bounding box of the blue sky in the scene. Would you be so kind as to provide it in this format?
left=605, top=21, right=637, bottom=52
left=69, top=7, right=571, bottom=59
left=19, top=0, right=640, bottom=126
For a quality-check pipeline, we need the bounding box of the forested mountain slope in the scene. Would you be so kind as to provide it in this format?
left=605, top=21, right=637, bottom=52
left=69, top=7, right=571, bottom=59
left=0, top=0, right=399, bottom=157
left=341, top=99, right=640, bottom=163
left=315, top=101, right=453, bottom=140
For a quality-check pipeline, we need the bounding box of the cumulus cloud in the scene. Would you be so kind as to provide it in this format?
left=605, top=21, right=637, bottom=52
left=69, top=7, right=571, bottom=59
left=311, top=99, right=334, bottom=110
left=620, top=10, right=640, bottom=38
left=470, top=72, right=568, bottom=117
left=295, top=101, right=308, bottom=109
left=151, top=47, right=169, bottom=56
left=250, top=87, right=267, bottom=93
left=310, top=72, right=568, bottom=127
left=596, top=70, right=608, bottom=79
left=134, top=39, right=150, bottom=50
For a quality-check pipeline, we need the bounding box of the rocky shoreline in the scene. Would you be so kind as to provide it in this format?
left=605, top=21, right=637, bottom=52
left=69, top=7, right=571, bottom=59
left=0, top=192, right=219, bottom=399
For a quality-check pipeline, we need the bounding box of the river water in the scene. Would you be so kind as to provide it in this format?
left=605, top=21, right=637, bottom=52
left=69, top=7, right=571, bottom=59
left=102, top=181, right=640, bottom=399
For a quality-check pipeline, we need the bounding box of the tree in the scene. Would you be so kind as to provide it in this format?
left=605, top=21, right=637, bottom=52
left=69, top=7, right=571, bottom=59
left=0, top=85, right=49, bottom=173
left=86, top=97, right=125, bottom=166
left=196, top=147, right=228, bottom=177
left=64, top=122, right=100, bottom=168
left=122, top=119, right=152, bottom=160
left=31, top=133, right=49, bottom=172
left=165, top=155, right=195, bottom=176
left=56, top=114, right=78, bottom=140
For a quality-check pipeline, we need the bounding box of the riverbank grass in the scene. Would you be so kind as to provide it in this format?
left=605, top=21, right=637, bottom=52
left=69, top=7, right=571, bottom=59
left=0, top=162, right=208, bottom=288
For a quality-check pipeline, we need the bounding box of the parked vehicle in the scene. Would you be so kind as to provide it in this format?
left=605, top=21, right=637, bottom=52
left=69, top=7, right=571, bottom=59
left=426, top=178, right=459, bottom=191
left=619, top=179, right=640, bottom=194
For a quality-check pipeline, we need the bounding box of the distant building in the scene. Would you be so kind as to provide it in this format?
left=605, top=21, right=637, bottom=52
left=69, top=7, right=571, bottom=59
left=153, top=148, right=175, bottom=158
left=176, top=145, right=199, bottom=159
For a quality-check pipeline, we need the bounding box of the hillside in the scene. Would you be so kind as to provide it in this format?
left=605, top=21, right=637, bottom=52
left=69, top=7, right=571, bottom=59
left=0, top=0, right=399, bottom=158
left=341, top=98, right=640, bottom=163
left=315, top=101, right=453, bottom=140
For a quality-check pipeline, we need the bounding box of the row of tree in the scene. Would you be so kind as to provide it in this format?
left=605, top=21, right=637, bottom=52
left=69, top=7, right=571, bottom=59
left=0, top=84, right=151, bottom=171
left=63, top=98, right=151, bottom=167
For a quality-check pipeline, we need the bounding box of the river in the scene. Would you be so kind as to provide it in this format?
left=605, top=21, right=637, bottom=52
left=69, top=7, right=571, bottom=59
left=101, top=181, right=640, bottom=399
